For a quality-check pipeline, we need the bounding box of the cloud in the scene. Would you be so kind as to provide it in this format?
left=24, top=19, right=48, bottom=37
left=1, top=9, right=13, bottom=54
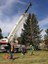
left=0, top=14, right=20, bottom=36
left=0, top=0, right=26, bottom=20
left=39, top=17, right=48, bottom=39
left=0, top=0, right=27, bottom=38
left=39, top=17, right=48, bottom=28
left=0, top=0, right=26, bottom=8
left=0, top=13, right=27, bottom=37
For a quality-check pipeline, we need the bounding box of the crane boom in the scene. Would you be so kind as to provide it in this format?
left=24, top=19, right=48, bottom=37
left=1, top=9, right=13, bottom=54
left=7, top=3, right=32, bottom=42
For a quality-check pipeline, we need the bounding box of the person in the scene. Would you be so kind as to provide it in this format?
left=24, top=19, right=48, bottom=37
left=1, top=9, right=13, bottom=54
left=22, top=45, right=26, bottom=55
left=7, top=43, right=11, bottom=53
left=5, top=43, right=11, bottom=59
left=10, top=44, right=14, bottom=59
left=30, top=45, right=34, bottom=55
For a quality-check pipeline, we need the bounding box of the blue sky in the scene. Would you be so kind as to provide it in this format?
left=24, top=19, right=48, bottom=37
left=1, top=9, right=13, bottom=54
left=0, top=0, right=48, bottom=38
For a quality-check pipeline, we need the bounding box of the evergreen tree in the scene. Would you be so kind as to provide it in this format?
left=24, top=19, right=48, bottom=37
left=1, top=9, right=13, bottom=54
left=21, top=13, right=41, bottom=49
left=0, top=28, right=3, bottom=39
left=21, top=13, right=31, bottom=45
left=44, top=29, right=48, bottom=40
left=44, top=29, right=48, bottom=46
left=31, top=14, right=41, bottom=48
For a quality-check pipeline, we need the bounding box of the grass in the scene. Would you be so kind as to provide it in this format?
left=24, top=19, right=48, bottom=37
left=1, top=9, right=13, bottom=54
left=0, top=50, right=48, bottom=64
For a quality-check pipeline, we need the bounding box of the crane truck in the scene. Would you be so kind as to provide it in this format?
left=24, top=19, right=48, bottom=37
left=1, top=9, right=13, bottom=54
left=0, top=3, right=32, bottom=52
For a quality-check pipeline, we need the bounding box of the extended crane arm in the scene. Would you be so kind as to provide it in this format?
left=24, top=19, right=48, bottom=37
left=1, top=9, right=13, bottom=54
left=7, top=3, right=32, bottom=42
left=24, top=3, right=32, bottom=13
